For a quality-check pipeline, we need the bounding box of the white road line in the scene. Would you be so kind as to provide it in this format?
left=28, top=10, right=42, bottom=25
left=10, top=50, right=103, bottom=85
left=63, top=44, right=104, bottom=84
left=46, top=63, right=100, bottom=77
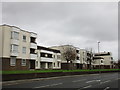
left=72, top=79, right=86, bottom=82
left=104, top=87, right=110, bottom=90
left=86, top=80, right=101, bottom=83
left=100, top=80, right=111, bottom=84
left=83, top=85, right=92, bottom=88
left=50, top=83, right=63, bottom=86
left=86, top=80, right=95, bottom=83
left=34, top=83, right=63, bottom=88
left=35, top=85, right=50, bottom=88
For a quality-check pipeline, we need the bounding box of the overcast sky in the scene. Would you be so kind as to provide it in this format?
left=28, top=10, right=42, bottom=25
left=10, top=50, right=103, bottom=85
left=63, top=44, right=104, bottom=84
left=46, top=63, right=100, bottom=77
left=1, top=2, right=118, bottom=60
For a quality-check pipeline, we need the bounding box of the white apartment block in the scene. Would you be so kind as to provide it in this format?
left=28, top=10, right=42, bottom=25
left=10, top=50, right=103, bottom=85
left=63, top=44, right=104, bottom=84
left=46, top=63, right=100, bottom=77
left=36, top=46, right=61, bottom=69
left=93, top=52, right=114, bottom=69
left=0, top=25, right=37, bottom=71
left=79, top=49, right=88, bottom=69
left=50, top=45, right=83, bottom=69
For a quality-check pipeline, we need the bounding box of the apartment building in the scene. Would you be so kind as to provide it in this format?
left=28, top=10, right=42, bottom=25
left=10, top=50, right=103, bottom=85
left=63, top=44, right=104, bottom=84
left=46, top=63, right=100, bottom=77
left=92, top=52, right=113, bottom=69
left=50, top=45, right=81, bottom=70
left=0, top=25, right=37, bottom=71
left=36, top=46, right=61, bottom=69
left=74, top=48, right=81, bottom=69
left=79, top=49, right=93, bottom=69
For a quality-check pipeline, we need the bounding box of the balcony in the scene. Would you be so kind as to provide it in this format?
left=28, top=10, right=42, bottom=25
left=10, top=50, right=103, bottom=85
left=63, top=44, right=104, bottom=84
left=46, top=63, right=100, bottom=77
left=41, top=57, right=53, bottom=62
left=30, top=43, right=37, bottom=49
left=77, top=54, right=80, bottom=57
left=11, top=39, right=19, bottom=45
left=73, top=60, right=80, bottom=63
left=30, top=53, right=37, bottom=60
left=10, top=51, right=18, bottom=56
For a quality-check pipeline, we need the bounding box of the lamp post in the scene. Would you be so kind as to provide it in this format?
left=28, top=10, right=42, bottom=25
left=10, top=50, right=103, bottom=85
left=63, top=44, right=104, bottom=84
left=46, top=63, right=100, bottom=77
left=98, top=41, right=100, bottom=53
left=97, top=41, right=101, bottom=71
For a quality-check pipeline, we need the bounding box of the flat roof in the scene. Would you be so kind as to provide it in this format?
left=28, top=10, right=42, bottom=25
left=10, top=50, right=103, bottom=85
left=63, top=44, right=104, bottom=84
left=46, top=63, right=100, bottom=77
left=94, top=52, right=111, bottom=56
left=37, top=46, right=60, bottom=53
left=1, top=24, right=37, bottom=34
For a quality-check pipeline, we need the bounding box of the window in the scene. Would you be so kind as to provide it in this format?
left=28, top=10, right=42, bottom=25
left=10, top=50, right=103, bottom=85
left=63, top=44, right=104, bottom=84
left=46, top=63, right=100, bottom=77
left=76, top=50, right=79, bottom=53
left=101, top=60, right=103, bottom=63
left=11, top=44, right=18, bottom=53
left=11, top=31, right=19, bottom=40
left=22, top=47, right=26, bottom=54
left=10, top=57, right=16, bottom=66
left=23, top=35, right=26, bottom=42
left=21, top=59, right=26, bottom=66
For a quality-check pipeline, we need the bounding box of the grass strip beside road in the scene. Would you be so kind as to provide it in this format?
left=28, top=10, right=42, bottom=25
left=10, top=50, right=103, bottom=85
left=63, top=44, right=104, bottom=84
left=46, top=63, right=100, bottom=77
left=1, top=69, right=120, bottom=74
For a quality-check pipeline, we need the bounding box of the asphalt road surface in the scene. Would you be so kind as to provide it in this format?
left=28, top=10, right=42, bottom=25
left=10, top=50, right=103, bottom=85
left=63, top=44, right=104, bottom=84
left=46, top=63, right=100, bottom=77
left=2, top=72, right=120, bottom=90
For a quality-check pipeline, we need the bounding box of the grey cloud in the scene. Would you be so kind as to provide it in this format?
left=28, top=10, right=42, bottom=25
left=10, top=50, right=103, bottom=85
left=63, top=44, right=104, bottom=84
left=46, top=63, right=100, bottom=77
left=1, top=2, right=118, bottom=60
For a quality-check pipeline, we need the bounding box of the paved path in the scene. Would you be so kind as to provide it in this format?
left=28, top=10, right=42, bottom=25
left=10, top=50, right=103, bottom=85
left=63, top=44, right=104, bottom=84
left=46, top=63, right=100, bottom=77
left=2, top=72, right=120, bottom=89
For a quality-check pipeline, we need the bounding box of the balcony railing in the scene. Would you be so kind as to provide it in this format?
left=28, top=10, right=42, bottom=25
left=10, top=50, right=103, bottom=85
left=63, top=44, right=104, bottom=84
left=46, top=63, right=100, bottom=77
left=41, top=57, right=53, bottom=62
left=73, top=60, right=80, bottom=63
left=30, top=43, right=37, bottom=49
left=30, top=53, right=37, bottom=60
left=10, top=51, right=19, bottom=56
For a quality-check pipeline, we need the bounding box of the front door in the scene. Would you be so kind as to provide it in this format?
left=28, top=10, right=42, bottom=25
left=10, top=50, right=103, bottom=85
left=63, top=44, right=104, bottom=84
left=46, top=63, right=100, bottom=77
left=29, top=60, right=35, bottom=69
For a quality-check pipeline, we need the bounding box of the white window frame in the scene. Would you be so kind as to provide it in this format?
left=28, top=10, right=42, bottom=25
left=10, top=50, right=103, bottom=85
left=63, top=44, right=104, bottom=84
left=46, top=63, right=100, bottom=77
left=11, top=31, right=19, bottom=40
left=22, top=47, right=26, bottom=54
left=11, top=44, right=19, bottom=53
left=10, top=57, right=16, bottom=66
left=21, top=59, right=26, bottom=66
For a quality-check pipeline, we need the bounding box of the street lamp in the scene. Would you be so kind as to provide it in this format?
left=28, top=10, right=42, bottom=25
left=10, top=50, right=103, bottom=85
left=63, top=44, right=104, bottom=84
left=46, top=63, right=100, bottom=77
left=97, top=41, right=100, bottom=53
left=97, top=41, right=101, bottom=70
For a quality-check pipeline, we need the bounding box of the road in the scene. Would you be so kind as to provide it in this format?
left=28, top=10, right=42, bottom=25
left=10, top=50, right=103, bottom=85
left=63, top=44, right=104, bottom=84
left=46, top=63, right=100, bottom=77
left=2, top=72, right=120, bottom=90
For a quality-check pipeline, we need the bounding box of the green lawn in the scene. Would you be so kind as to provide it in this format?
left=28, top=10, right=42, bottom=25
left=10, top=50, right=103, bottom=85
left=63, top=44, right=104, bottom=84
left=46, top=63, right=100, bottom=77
left=1, top=69, right=120, bottom=74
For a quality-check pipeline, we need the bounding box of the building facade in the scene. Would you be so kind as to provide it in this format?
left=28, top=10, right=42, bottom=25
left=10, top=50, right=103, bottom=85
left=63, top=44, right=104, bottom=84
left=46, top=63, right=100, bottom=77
left=36, top=46, right=61, bottom=69
left=79, top=49, right=93, bottom=69
left=0, top=25, right=37, bottom=71
left=50, top=45, right=81, bottom=70
left=92, top=52, right=113, bottom=69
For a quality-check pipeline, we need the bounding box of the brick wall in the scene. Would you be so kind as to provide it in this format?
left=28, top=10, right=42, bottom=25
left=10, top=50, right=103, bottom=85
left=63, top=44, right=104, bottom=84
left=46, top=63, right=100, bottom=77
left=2, top=57, right=29, bottom=71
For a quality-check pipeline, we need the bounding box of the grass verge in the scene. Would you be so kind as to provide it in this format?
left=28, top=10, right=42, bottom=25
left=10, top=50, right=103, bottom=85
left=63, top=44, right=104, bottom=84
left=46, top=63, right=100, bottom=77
left=1, top=69, right=120, bottom=74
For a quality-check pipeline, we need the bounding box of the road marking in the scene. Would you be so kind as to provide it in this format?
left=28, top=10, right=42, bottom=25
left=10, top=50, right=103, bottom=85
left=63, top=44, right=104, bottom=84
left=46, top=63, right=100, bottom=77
left=104, top=87, right=110, bottom=90
left=35, top=85, right=50, bottom=88
left=50, top=83, right=63, bottom=86
left=86, top=80, right=95, bottom=83
left=100, top=80, right=111, bottom=84
left=72, top=79, right=86, bottom=82
left=34, top=83, right=62, bottom=88
left=83, top=85, right=92, bottom=88
left=86, top=80, right=101, bottom=83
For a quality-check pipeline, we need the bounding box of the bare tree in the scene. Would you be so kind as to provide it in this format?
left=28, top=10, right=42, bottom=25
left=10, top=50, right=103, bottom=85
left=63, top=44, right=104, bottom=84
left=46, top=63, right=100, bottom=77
left=61, top=45, right=77, bottom=69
